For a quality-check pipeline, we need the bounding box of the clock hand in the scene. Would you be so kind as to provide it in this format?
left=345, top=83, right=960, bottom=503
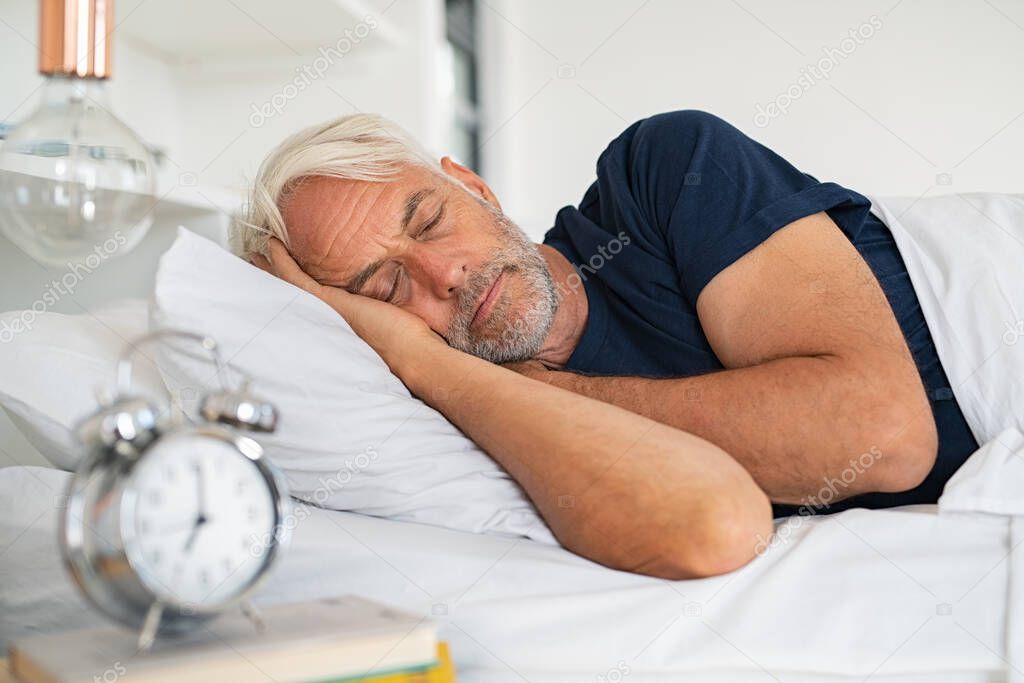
left=184, top=462, right=210, bottom=553
left=194, top=461, right=208, bottom=518
left=182, top=515, right=206, bottom=553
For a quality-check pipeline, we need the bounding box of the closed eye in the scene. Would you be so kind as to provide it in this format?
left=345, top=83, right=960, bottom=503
left=383, top=270, right=402, bottom=303
left=417, top=204, right=445, bottom=237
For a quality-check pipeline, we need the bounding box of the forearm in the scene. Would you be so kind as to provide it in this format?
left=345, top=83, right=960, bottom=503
left=534, top=355, right=926, bottom=504
left=402, top=344, right=772, bottom=578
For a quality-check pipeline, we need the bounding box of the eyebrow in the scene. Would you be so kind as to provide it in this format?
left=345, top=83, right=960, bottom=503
left=344, top=188, right=435, bottom=294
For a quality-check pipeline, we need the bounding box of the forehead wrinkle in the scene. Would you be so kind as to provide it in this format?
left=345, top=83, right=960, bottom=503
left=312, top=182, right=372, bottom=274
left=301, top=180, right=384, bottom=285
left=303, top=182, right=363, bottom=271
left=338, top=182, right=411, bottom=291
left=282, top=178, right=346, bottom=271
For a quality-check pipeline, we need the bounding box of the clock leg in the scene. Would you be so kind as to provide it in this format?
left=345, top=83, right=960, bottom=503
left=240, top=600, right=267, bottom=633
left=137, top=601, right=165, bottom=651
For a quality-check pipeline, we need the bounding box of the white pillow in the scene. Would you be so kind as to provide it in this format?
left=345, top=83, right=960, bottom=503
left=151, top=227, right=555, bottom=543
left=0, top=299, right=164, bottom=470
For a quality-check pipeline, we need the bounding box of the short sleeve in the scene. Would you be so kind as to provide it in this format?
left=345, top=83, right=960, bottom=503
left=619, top=110, right=874, bottom=304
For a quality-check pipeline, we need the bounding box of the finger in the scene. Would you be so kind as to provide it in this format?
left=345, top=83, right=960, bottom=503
left=249, top=253, right=272, bottom=272
left=267, top=238, right=321, bottom=294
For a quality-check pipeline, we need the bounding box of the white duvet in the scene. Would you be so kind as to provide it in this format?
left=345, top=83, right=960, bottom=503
left=868, top=192, right=1024, bottom=444
left=2, top=432, right=1023, bottom=682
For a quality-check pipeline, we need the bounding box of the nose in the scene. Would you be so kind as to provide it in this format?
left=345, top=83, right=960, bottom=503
left=409, top=244, right=469, bottom=300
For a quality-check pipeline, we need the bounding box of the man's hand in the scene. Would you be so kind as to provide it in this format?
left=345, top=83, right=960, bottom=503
left=252, top=239, right=448, bottom=378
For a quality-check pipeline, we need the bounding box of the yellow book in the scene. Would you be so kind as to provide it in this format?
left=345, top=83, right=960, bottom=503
left=328, top=643, right=456, bottom=683
left=9, top=597, right=446, bottom=683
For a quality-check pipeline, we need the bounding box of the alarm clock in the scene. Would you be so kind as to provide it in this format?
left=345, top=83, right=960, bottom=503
left=59, top=329, right=291, bottom=649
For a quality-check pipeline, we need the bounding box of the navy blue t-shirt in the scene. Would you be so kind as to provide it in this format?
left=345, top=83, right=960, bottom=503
left=541, top=110, right=978, bottom=516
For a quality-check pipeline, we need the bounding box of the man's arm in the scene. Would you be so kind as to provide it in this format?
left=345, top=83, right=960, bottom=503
left=260, top=239, right=774, bottom=579
left=404, top=342, right=773, bottom=579
left=516, top=212, right=939, bottom=505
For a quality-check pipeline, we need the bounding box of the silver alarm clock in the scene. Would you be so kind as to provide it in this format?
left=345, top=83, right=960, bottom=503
left=59, top=329, right=291, bottom=649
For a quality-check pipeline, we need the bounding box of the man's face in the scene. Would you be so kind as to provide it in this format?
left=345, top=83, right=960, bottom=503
left=281, top=163, right=559, bottom=363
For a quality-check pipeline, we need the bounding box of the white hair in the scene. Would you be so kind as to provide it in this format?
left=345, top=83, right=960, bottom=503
left=233, top=113, right=441, bottom=260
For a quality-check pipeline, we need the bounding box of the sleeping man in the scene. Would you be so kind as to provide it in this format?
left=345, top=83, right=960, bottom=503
left=239, top=110, right=979, bottom=579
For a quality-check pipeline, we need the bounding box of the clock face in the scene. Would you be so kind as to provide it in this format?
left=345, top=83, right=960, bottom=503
left=122, top=433, right=279, bottom=609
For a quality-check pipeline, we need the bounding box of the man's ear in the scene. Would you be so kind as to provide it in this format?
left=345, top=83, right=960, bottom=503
left=440, top=156, right=502, bottom=210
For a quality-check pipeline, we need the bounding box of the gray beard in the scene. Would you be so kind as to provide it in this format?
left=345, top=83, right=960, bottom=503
left=444, top=205, right=559, bottom=364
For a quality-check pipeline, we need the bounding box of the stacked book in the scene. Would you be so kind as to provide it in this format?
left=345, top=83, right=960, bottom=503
left=9, top=596, right=455, bottom=682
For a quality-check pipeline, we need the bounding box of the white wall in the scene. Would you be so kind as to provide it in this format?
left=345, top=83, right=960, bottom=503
left=165, top=0, right=448, bottom=192
left=478, top=0, right=1024, bottom=239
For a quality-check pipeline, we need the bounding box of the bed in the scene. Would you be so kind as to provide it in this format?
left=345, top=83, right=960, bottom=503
left=3, top=192, right=1023, bottom=681
left=2, top=449, right=1023, bottom=683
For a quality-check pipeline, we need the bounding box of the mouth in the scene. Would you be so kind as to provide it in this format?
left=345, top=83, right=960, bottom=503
left=470, top=270, right=506, bottom=330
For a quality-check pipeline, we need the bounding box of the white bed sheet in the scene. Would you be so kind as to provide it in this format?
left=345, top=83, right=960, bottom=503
left=2, top=453, right=1022, bottom=683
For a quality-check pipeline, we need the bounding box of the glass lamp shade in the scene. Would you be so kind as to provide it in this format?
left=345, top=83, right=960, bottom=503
left=0, top=76, right=156, bottom=266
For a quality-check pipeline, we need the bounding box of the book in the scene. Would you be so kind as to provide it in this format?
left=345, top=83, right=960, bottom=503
left=326, top=643, right=456, bottom=683
left=8, top=596, right=443, bottom=683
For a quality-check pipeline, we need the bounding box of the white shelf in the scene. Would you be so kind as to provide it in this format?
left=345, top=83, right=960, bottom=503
left=116, top=0, right=402, bottom=75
